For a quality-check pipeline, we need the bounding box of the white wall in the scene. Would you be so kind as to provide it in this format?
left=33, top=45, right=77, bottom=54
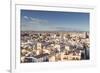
left=0, top=0, right=100, bottom=73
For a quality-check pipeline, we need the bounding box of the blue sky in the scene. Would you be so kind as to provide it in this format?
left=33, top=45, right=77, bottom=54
left=21, top=10, right=89, bottom=31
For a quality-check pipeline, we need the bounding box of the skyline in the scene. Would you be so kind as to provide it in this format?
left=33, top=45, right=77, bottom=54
left=21, top=10, right=89, bottom=31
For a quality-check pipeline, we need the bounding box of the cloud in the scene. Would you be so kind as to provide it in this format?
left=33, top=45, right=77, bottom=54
left=54, top=27, right=67, bottom=30
left=22, top=16, right=49, bottom=31
left=30, top=17, right=48, bottom=25
left=23, top=16, right=29, bottom=19
left=23, top=16, right=48, bottom=25
left=48, top=26, right=83, bottom=31
left=49, top=26, right=67, bottom=31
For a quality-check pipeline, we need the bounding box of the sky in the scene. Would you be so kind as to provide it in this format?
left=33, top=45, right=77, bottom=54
left=21, top=10, right=89, bottom=31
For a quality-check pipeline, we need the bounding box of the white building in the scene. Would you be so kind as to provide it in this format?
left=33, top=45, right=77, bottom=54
left=54, top=44, right=60, bottom=52
left=37, top=42, right=42, bottom=50
left=65, top=45, right=70, bottom=51
left=49, top=56, right=55, bottom=62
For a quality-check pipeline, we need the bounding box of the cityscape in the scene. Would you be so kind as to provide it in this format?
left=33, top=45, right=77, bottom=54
left=20, top=10, right=90, bottom=63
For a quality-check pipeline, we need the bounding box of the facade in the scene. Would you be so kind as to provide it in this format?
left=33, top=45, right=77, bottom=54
left=21, top=31, right=90, bottom=63
left=24, top=53, right=49, bottom=62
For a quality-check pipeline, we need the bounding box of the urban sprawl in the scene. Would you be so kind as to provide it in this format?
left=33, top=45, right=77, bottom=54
left=21, top=31, right=90, bottom=63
